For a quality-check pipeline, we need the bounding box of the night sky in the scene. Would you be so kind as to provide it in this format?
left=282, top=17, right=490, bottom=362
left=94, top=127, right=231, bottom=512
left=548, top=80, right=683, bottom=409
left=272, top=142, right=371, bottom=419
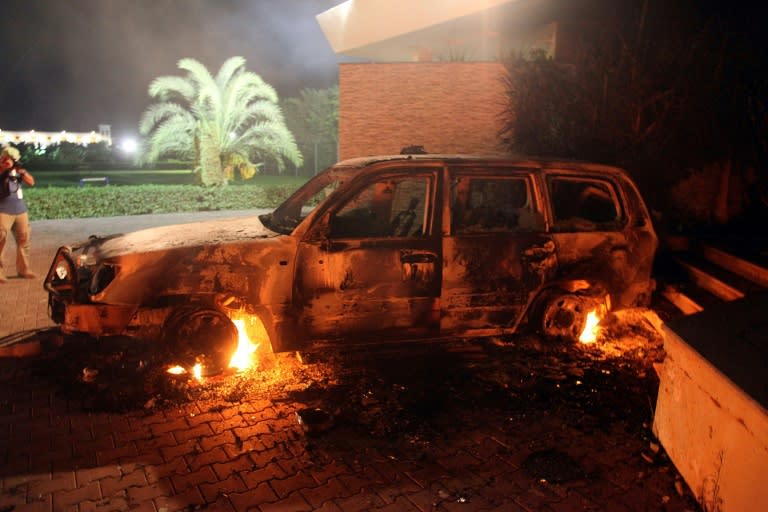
left=1, top=1, right=764, bottom=148
left=1, top=0, right=343, bottom=142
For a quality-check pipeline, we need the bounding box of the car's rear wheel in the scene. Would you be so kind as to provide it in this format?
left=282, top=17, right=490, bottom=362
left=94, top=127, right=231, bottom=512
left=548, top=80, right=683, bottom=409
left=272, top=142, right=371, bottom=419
left=163, top=307, right=238, bottom=376
left=536, top=293, right=589, bottom=343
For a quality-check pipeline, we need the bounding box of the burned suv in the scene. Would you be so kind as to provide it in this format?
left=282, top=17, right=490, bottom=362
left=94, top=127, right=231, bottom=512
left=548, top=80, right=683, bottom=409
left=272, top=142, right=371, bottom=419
left=45, top=155, right=657, bottom=373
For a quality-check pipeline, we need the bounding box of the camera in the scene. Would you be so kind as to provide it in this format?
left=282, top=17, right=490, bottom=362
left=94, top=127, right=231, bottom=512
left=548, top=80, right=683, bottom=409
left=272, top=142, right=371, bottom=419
left=7, top=169, right=21, bottom=183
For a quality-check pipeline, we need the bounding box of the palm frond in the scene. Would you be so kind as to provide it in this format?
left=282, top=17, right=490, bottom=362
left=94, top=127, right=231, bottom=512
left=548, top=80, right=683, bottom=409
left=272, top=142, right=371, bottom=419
left=139, top=102, right=194, bottom=135
left=215, top=56, right=247, bottom=91
left=148, top=76, right=196, bottom=101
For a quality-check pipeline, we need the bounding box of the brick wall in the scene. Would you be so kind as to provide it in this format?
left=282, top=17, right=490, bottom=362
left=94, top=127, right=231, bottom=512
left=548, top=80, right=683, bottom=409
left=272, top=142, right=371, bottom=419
left=338, top=62, right=508, bottom=160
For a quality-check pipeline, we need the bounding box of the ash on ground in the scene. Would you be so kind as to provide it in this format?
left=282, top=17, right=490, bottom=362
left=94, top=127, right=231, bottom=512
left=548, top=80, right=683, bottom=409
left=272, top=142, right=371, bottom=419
left=21, top=309, right=667, bottom=441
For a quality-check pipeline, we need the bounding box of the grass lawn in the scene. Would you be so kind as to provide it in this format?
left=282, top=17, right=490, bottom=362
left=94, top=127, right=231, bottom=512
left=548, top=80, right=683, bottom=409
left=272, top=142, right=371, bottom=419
left=25, top=170, right=309, bottom=220
left=33, top=169, right=309, bottom=188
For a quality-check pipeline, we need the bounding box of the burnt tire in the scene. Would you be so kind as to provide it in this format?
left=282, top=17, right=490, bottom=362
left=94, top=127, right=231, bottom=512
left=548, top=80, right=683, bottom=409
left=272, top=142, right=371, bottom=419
left=163, top=307, right=238, bottom=376
left=537, top=293, right=589, bottom=343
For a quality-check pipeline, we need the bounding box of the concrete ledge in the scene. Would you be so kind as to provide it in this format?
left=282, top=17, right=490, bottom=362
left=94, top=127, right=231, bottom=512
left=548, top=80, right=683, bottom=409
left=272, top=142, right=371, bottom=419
left=653, top=293, right=768, bottom=511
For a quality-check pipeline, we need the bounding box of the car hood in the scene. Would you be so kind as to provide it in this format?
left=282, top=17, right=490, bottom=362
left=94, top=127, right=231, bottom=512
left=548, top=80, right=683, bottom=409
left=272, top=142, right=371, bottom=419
left=91, top=215, right=278, bottom=260
left=82, top=215, right=295, bottom=306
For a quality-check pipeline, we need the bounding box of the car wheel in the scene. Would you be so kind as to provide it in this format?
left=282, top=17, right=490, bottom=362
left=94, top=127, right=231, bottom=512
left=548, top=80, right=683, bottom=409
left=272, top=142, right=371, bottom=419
left=538, top=293, right=588, bottom=343
left=163, top=307, right=238, bottom=376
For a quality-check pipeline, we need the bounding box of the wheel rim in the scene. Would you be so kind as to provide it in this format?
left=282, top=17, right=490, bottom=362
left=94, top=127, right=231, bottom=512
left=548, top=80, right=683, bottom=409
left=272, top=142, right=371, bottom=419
left=165, top=308, right=238, bottom=376
left=540, top=294, right=587, bottom=342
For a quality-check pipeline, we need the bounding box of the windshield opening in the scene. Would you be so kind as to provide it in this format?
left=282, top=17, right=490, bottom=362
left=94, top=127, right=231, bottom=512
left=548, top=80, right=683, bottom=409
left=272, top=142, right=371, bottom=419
left=260, top=167, right=346, bottom=234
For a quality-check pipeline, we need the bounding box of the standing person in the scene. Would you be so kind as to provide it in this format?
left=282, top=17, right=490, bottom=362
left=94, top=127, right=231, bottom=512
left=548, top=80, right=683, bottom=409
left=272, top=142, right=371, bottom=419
left=0, top=145, right=36, bottom=282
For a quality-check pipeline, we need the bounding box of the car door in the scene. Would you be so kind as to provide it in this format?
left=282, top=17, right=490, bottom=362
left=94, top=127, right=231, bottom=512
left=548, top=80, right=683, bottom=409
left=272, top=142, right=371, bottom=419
left=441, top=167, right=557, bottom=336
left=293, top=167, right=442, bottom=343
left=544, top=172, right=642, bottom=308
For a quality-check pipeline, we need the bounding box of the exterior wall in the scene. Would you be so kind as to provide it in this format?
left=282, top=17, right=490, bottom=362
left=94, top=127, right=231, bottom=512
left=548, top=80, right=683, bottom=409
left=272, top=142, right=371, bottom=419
left=653, top=322, right=768, bottom=512
left=338, top=62, right=507, bottom=160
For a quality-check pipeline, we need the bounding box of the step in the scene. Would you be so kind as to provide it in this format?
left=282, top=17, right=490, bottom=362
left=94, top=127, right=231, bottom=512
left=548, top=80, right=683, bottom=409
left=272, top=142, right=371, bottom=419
left=672, top=254, right=755, bottom=301
left=701, top=244, right=768, bottom=288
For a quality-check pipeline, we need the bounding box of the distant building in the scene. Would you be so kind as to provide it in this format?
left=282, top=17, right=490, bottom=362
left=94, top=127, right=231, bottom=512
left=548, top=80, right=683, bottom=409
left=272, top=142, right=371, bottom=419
left=0, top=125, right=112, bottom=148
left=316, top=0, right=585, bottom=159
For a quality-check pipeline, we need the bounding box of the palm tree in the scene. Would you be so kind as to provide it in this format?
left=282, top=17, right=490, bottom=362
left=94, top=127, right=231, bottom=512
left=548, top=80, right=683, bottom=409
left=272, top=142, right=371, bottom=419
left=139, top=57, right=303, bottom=186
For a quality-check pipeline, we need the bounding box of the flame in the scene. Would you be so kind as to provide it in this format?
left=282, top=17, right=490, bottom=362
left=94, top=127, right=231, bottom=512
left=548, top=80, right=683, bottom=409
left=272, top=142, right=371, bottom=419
left=578, top=309, right=602, bottom=344
left=167, top=365, right=186, bottom=375
left=192, top=363, right=203, bottom=380
left=229, top=317, right=259, bottom=371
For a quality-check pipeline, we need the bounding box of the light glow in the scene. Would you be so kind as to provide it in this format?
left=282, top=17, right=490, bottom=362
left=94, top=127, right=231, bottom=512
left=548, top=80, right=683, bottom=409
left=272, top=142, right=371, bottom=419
left=229, top=317, right=259, bottom=371
left=579, top=310, right=602, bottom=344
left=167, top=365, right=185, bottom=375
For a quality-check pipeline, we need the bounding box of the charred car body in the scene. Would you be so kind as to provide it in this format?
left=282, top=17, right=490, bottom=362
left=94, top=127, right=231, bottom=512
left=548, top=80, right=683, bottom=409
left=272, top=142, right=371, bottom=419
left=44, top=155, right=657, bottom=371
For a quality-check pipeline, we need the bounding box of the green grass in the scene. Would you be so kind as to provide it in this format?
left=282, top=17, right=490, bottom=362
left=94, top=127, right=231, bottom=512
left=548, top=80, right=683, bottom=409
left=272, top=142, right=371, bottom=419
left=24, top=171, right=308, bottom=220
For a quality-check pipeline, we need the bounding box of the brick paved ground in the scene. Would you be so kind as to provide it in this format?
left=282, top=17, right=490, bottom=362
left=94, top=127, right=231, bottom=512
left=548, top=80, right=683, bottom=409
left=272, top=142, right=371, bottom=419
left=1, top=212, right=702, bottom=511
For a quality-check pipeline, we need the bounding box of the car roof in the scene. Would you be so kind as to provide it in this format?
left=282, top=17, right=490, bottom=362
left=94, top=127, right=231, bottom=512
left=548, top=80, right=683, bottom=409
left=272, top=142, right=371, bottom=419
left=332, top=154, right=628, bottom=176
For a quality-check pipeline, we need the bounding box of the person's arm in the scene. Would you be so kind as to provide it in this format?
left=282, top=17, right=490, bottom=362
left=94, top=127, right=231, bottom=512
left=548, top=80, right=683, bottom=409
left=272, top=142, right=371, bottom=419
left=17, top=167, right=35, bottom=186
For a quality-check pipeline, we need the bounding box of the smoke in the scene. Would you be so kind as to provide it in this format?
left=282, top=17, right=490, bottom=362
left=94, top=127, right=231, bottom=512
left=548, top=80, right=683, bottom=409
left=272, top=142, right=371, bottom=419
left=0, top=0, right=340, bottom=136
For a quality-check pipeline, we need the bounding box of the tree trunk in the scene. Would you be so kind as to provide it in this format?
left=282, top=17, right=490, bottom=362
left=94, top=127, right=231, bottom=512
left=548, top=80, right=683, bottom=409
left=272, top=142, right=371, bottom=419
left=199, top=132, right=225, bottom=186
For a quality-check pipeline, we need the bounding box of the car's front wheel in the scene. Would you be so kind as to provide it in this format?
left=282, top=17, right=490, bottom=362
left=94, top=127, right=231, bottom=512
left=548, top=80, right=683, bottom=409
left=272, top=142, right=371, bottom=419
left=163, top=306, right=238, bottom=376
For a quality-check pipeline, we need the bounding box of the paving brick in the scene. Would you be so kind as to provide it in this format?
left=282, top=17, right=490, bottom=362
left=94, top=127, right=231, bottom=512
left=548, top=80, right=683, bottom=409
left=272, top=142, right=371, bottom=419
left=312, top=500, right=344, bottom=512
left=337, top=470, right=386, bottom=495
left=73, top=436, right=116, bottom=455
left=199, top=473, right=247, bottom=503
left=240, top=462, right=288, bottom=488
left=333, top=490, right=386, bottom=512
left=154, top=486, right=205, bottom=512
left=200, top=496, right=237, bottom=512
left=376, top=495, right=422, bottom=512
left=212, top=453, right=256, bottom=480
left=258, top=490, right=312, bottom=512
left=210, top=415, right=247, bottom=434
left=436, top=450, right=483, bottom=472
left=300, top=477, right=351, bottom=509
left=174, top=422, right=214, bottom=443
left=171, top=465, right=217, bottom=493
left=219, top=406, right=244, bottom=420
left=0, top=491, right=27, bottom=510
left=309, top=460, right=353, bottom=485
left=126, top=480, right=168, bottom=503
left=78, top=493, right=130, bottom=512
left=404, top=488, right=439, bottom=512
left=228, top=482, right=278, bottom=511
left=161, top=438, right=198, bottom=462
left=187, top=410, right=224, bottom=427
left=52, top=481, right=101, bottom=510
left=75, top=465, right=121, bottom=486
left=150, top=416, right=189, bottom=436
left=238, top=400, right=274, bottom=416
left=99, top=468, right=148, bottom=497
left=233, top=423, right=272, bottom=442
left=270, top=471, right=318, bottom=499
left=134, top=431, right=176, bottom=452
left=96, top=443, right=139, bottom=465
left=144, top=459, right=187, bottom=484
left=187, top=445, right=230, bottom=472
left=114, top=423, right=152, bottom=444
left=200, top=430, right=237, bottom=452
left=129, top=411, right=168, bottom=427
left=27, top=472, right=77, bottom=498
left=249, top=446, right=290, bottom=468
left=1, top=494, right=52, bottom=512
left=372, top=476, right=423, bottom=505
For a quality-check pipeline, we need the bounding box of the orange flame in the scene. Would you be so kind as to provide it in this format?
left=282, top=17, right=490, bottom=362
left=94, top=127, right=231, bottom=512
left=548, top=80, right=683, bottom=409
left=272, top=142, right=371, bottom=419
left=579, top=309, right=602, bottom=344
left=228, top=317, right=260, bottom=371
left=167, top=365, right=185, bottom=375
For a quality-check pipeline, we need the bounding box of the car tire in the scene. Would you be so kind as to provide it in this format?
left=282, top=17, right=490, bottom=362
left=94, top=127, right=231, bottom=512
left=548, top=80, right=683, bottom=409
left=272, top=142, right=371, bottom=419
left=163, top=307, right=238, bottom=376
